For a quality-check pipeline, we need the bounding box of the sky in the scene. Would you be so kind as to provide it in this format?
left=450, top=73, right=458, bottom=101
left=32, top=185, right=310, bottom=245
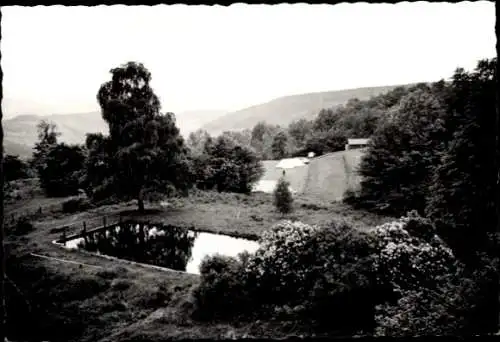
left=1, top=2, right=496, bottom=118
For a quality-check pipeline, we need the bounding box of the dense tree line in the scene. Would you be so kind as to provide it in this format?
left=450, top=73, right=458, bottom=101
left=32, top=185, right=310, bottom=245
left=8, top=59, right=497, bottom=257
left=188, top=133, right=263, bottom=193
left=15, top=62, right=264, bottom=209
left=346, top=58, right=498, bottom=332
left=2, top=155, right=31, bottom=182
left=188, top=83, right=435, bottom=161
left=349, top=58, right=496, bottom=257
left=28, top=120, right=86, bottom=197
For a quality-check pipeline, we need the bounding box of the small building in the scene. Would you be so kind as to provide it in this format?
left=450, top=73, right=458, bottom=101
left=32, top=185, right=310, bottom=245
left=345, top=138, right=370, bottom=151
left=307, top=152, right=315, bottom=158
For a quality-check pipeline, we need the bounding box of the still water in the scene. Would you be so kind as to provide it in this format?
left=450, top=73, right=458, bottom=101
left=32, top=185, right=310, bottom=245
left=61, top=222, right=259, bottom=275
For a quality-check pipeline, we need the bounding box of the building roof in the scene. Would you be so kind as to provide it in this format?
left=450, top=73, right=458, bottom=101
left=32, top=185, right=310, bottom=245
left=347, top=138, right=370, bottom=145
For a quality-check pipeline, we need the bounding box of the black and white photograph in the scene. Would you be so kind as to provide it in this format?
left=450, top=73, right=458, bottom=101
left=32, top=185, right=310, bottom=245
left=0, top=2, right=498, bottom=341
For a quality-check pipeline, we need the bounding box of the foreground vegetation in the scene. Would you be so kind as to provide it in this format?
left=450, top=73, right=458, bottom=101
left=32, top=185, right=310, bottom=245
left=4, top=187, right=390, bottom=341
left=2, top=57, right=498, bottom=340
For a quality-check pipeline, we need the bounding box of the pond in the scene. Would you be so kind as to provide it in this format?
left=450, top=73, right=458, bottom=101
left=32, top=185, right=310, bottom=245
left=59, top=222, right=260, bottom=275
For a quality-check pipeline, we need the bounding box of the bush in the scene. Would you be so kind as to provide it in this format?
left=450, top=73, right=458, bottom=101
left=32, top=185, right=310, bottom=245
left=273, top=177, right=293, bottom=215
left=192, top=252, right=254, bottom=321
left=38, top=143, right=86, bottom=197
left=368, top=211, right=496, bottom=337
left=193, top=220, right=392, bottom=335
left=245, top=220, right=385, bottom=334
left=371, top=212, right=458, bottom=293
left=374, top=260, right=498, bottom=337
left=245, top=221, right=320, bottom=304
left=62, top=197, right=92, bottom=213
left=12, top=217, right=34, bottom=235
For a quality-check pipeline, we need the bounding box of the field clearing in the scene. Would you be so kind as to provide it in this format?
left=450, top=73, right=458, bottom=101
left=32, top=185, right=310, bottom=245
left=257, top=149, right=366, bottom=202
left=5, top=185, right=391, bottom=341
left=257, top=160, right=309, bottom=193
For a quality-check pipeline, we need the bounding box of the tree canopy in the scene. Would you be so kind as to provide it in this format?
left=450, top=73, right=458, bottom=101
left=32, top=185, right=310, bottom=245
left=89, top=61, right=193, bottom=211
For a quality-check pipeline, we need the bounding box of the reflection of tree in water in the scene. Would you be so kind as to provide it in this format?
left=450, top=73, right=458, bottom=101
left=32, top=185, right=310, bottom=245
left=79, top=222, right=198, bottom=271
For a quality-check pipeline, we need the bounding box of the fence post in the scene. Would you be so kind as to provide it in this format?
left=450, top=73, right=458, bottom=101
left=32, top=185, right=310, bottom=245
left=83, top=221, right=88, bottom=245
left=61, top=228, right=67, bottom=247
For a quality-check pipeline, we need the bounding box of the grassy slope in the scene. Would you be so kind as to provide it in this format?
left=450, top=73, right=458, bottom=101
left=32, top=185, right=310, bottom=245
left=259, top=160, right=309, bottom=194
left=303, top=149, right=366, bottom=203
left=5, top=187, right=391, bottom=342
left=201, top=84, right=411, bottom=135
left=258, top=149, right=366, bottom=203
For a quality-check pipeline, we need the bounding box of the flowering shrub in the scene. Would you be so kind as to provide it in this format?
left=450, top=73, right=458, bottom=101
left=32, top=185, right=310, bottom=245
left=374, top=287, right=461, bottom=337
left=192, top=219, right=389, bottom=334
left=245, top=220, right=321, bottom=304
left=369, top=211, right=484, bottom=336
left=374, top=262, right=500, bottom=337
left=244, top=220, right=386, bottom=334
left=371, top=211, right=457, bottom=293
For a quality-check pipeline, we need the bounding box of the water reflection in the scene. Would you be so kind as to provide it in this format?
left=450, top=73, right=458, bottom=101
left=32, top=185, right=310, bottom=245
left=64, top=222, right=259, bottom=274
left=185, top=232, right=259, bottom=274
left=76, top=222, right=198, bottom=271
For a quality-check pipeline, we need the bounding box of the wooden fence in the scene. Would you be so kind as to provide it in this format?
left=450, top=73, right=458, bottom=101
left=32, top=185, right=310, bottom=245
left=54, top=216, right=123, bottom=243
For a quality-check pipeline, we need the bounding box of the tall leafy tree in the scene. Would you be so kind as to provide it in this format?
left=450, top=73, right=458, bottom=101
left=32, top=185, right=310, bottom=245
left=3, top=155, right=29, bottom=182
left=32, top=120, right=60, bottom=175
left=186, top=129, right=212, bottom=158
left=356, top=88, right=447, bottom=216
left=426, top=58, right=497, bottom=259
left=288, top=118, right=314, bottom=150
left=39, top=143, right=86, bottom=197
left=313, top=108, right=341, bottom=133
left=271, top=131, right=289, bottom=160
left=84, top=133, right=115, bottom=201
left=251, top=122, right=280, bottom=159
left=93, top=61, right=193, bottom=211
left=304, top=129, right=347, bottom=156
left=220, top=129, right=252, bottom=149
left=192, top=134, right=263, bottom=193
left=425, top=58, right=498, bottom=335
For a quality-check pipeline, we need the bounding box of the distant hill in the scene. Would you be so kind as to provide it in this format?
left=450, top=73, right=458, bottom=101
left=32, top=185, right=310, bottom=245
left=174, top=110, right=227, bottom=136
left=3, top=83, right=413, bottom=159
left=3, top=139, right=35, bottom=159
left=3, top=111, right=107, bottom=159
left=201, top=84, right=413, bottom=135
left=2, top=109, right=227, bottom=159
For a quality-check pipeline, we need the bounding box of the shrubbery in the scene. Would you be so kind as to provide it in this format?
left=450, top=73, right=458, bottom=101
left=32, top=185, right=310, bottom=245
left=369, top=211, right=499, bottom=337
left=192, top=212, right=492, bottom=337
left=12, top=217, right=34, bottom=236
left=191, top=135, right=264, bottom=193
left=273, top=177, right=293, bottom=215
left=371, top=211, right=457, bottom=292
left=192, top=252, right=254, bottom=321
left=62, top=197, right=92, bottom=213
left=193, top=220, right=389, bottom=335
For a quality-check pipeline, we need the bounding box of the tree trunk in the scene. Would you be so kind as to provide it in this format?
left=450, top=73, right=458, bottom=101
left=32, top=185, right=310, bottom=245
left=138, top=189, right=145, bottom=213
